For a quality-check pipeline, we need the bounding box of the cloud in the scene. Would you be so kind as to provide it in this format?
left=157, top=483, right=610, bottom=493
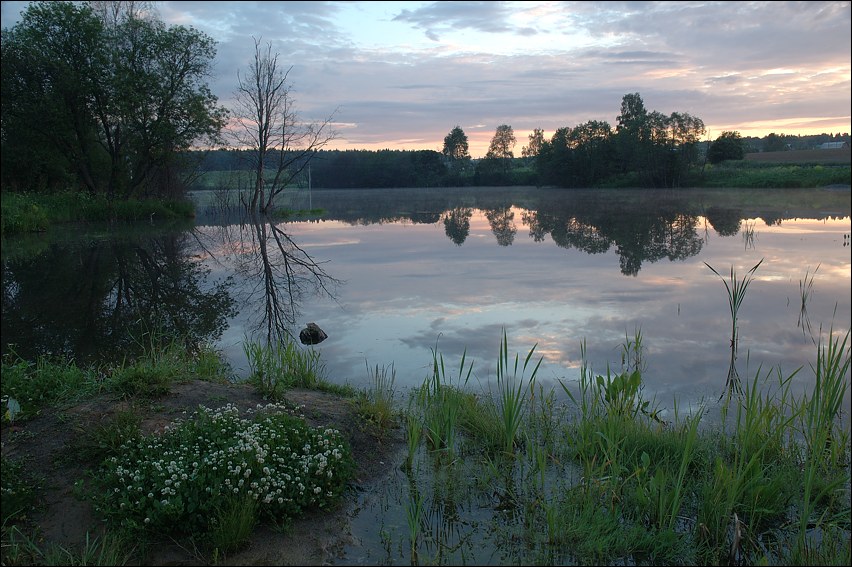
left=2, top=0, right=849, bottom=155
left=392, top=0, right=540, bottom=41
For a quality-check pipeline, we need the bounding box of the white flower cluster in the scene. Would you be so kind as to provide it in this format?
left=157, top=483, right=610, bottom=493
left=103, top=403, right=351, bottom=531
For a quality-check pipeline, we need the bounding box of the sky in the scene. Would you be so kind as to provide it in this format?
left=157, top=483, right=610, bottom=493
left=2, top=1, right=850, bottom=157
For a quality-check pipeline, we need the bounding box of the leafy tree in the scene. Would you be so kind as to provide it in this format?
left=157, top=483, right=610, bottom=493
left=1, top=1, right=227, bottom=199
left=486, top=124, right=516, bottom=162
left=614, top=92, right=649, bottom=175
left=707, top=131, right=745, bottom=164
left=232, top=37, right=337, bottom=213
left=442, top=125, right=470, bottom=161
left=762, top=133, right=788, bottom=152
left=410, top=150, right=447, bottom=187
left=521, top=128, right=545, bottom=159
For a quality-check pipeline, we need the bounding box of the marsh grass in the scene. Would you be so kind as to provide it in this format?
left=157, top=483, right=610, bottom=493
left=243, top=338, right=327, bottom=399
left=0, top=526, right=135, bottom=566
left=357, top=362, right=398, bottom=431
left=742, top=220, right=757, bottom=249
left=794, top=327, right=851, bottom=557
left=495, top=329, right=541, bottom=454
left=798, top=265, right=819, bottom=342
left=705, top=258, right=764, bottom=399
left=405, top=478, right=425, bottom=562
left=415, top=347, right=473, bottom=457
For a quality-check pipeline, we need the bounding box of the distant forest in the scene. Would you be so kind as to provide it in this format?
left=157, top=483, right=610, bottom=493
left=2, top=2, right=850, bottom=198
left=189, top=130, right=851, bottom=191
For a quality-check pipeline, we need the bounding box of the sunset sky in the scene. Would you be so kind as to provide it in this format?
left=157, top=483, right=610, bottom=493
left=2, top=1, right=850, bottom=157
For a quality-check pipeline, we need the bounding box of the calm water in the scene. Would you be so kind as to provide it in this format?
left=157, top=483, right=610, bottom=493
left=3, top=187, right=850, bottom=412
left=3, top=185, right=850, bottom=563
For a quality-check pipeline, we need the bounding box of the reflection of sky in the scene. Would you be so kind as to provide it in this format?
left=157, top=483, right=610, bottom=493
left=204, top=213, right=851, bottom=414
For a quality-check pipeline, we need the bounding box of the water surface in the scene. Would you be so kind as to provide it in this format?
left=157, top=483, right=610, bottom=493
left=3, top=186, right=850, bottom=412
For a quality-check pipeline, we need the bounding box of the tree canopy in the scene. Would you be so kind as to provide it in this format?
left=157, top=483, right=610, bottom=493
left=442, top=126, right=471, bottom=161
left=707, top=131, right=745, bottom=164
left=1, top=0, right=227, bottom=198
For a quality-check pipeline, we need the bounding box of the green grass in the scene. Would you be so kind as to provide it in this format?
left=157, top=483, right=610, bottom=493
left=0, top=526, right=135, bottom=566
left=1, top=191, right=195, bottom=235
left=1, top=456, right=39, bottom=525
left=356, top=362, right=398, bottom=431
left=1, top=340, right=229, bottom=421
left=698, top=162, right=851, bottom=188
left=396, top=326, right=850, bottom=565
left=494, top=328, right=541, bottom=453
left=243, top=337, right=332, bottom=399
left=1, top=322, right=849, bottom=565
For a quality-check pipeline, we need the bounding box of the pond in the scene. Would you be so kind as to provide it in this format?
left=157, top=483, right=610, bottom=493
left=2, top=186, right=850, bottom=412
left=3, top=185, right=850, bottom=564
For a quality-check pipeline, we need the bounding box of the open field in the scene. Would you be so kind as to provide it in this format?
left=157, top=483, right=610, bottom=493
left=745, top=147, right=851, bottom=164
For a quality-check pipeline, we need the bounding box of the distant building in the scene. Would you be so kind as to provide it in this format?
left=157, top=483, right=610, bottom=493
left=818, top=141, right=849, bottom=149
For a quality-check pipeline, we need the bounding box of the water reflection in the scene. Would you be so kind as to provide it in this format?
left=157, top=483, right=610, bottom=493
left=3, top=187, right=849, bottom=409
left=521, top=198, right=704, bottom=275
left=195, top=211, right=341, bottom=345
left=442, top=207, right=472, bottom=246
left=1, top=224, right=235, bottom=364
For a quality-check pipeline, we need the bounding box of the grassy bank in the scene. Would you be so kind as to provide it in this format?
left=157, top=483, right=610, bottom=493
left=0, top=191, right=195, bottom=235
left=696, top=161, right=851, bottom=189
left=2, top=322, right=849, bottom=565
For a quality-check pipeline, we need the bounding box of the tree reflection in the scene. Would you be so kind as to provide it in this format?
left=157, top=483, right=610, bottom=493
left=1, top=227, right=235, bottom=364
left=704, top=206, right=743, bottom=236
left=212, top=212, right=341, bottom=344
left=521, top=202, right=704, bottom=276
left=442, top=207, right=473, bottom=245
left=484, top=205, right=517, bottom=246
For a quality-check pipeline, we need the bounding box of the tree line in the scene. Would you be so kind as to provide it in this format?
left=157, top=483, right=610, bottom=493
left=2, top=2, right=849, bottom=204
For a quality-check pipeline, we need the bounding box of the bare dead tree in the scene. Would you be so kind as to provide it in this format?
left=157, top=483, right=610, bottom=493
left=232, top=38, right=337, bottom=213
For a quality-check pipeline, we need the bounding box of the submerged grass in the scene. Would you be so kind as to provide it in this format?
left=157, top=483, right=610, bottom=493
left=705, top=258, right=764, bottom=399
left=398, top=326, right=850, bottom=565
left=2, top=313, right=849, bottom=565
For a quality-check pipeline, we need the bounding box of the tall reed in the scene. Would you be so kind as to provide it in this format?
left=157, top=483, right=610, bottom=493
left=495, top=329, right=541, bottom=454
left=797, top=265, right=819, bottom=342
left=418, top=347, right=473, bottom=458
left=358, top=362, right=397, bottom=431
left=705, top=258, right=763, bottom=399
left=794, top=327, right=851, bottom=556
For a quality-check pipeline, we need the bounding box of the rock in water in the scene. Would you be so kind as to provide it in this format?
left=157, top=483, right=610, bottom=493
left=299, top=322, right=328, bottom=345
